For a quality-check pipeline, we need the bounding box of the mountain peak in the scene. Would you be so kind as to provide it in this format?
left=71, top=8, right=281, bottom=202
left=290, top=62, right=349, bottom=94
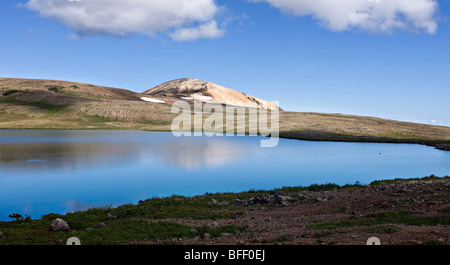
left=144, top=78, right=280, bottom=110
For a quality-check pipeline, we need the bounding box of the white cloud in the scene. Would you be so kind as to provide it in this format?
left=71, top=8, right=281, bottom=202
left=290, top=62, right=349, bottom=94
left=25, top=0, right=224, bottom=41
left=171, top=20, right=225, bottom=41
left=251, top=0, right=438, bottom=34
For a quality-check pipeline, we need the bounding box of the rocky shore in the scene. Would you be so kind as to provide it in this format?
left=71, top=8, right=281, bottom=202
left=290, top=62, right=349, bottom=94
left=0, top=176, right=448, bottom=245
left=168, top=176, right=450, bottom=245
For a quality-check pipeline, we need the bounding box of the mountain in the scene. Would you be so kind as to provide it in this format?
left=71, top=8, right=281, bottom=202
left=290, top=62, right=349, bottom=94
left=144, top=78, right=281, bottom=111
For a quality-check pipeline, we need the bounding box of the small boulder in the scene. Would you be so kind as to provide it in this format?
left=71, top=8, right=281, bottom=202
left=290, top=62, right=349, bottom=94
left=106, top=213, right=118, bottom=220
left=245, top=195, right=270, bottom=206
left=51, top=218, right=70, bottom=232
left=273, top=195, right=292, bottom=205
left=232, top=199, right=243, bottom=205
left=202, top=233, right=211, bottom=240
left=96, top=222, right=106, bottom=228
left=208, top=221, right=219, bottom=229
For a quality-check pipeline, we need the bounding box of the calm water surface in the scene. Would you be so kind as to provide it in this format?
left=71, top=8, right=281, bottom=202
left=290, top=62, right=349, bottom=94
left=0, top=129, right=449, bottom=221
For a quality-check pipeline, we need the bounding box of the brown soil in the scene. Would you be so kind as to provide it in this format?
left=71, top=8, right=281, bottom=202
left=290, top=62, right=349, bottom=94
left=153, top=178, right=450, bottom=245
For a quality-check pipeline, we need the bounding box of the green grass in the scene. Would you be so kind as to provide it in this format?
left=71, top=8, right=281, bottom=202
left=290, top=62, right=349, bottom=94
left=0, top=218, right=246, bottom=245
left=35, top=195, right=245, bottom=230
left=313, top=231, right=333, bottom=239
left=357, top=225, right=400, bottom=234
left=423, top=240, right=447, bottom=245
left=47, top=86, right=61, bottom=93
left=136, top=195, right=246, bottom=220
left=369, top=175, right=444, bottom=186
left=2, top=89, right=20, bottom=96
left=333, top=206, right=348, bottom=213
left=58, top=90, right=105, bottom=99
left=146, top=118, right=173, bottom=126
left=67, top=220, right=198, bottom=245
left=441, top=206, right=450, bottom=213
left=0, top=96, right=68, bottom=112
left=0, top=198, right=248, bottom=245
left=385, top=130, right=424, bottom=140
left=87, top=114, right=113, bottom=123
left=274, top=182, right=363, bottom=194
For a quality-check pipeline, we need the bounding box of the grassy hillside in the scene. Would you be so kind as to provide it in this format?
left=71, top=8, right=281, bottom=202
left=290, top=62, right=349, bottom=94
left=1, top=77, right=449, bottom=150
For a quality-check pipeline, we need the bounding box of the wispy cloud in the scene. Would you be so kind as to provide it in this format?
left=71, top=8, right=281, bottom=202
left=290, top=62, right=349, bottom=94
left=251, top=0, right=439, bottom=34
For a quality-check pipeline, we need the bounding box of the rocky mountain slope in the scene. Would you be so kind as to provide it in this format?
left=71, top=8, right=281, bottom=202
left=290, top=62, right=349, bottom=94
left=144, top=78, right=281, bottom=111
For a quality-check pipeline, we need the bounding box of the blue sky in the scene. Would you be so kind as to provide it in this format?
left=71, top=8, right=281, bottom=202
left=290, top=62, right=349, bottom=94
left=1, top=0, right=449, bottom=126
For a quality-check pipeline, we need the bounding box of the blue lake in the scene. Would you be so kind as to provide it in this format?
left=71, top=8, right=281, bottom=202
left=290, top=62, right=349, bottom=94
left=0, top=129, right=449, bottom=221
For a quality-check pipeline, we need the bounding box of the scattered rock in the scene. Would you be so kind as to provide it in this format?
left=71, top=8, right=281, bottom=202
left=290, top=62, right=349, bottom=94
left=106, top=213, right=118, bottom=220
left=316, top=196, right=328, bottom=202
left=208, top=221, right=219, bottom=229
left=245, top=195, right=270, bottom=206
left=97, top=222, right=106, bottom=228
left=232, top=199, right=243, bottom=205
left=273, top=195, right=292, bottom=205
left=220, top=233, right=232, bottom=237
left=202, top=233, right=211, bottom=240
left=210, top=198, right=229, bottom=205
left=0, top=231, right=3, bottom=239
left=295, top=194, right=311, bottom=201
left=408, top=240, right=423, bottom=245
left=50, top=218, right=70, bottom=232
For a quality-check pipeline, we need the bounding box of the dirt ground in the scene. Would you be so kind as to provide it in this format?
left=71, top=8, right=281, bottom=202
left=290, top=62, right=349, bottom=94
left=157, top=178, right=450, bottom=245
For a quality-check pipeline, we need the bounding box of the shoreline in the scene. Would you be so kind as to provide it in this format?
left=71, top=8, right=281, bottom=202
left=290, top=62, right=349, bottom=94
left=0, top=175, right=449, bottom=245
left=1, top=127, right=449, bottom=151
